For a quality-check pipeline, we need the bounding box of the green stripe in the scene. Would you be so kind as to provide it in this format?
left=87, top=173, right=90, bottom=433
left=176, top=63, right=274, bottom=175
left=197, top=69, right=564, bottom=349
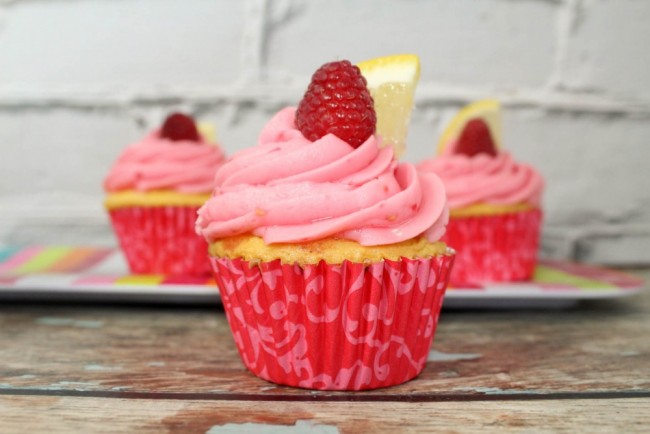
left=15, top=246, right=74, bottom=274
left=534, top=265, right=614, bottom=290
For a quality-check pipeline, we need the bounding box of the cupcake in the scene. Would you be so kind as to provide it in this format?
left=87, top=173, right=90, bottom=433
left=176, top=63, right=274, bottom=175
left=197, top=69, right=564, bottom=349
left=196, top=57, right=455, bottom=390
left=418, top=100, right=544, bottom=286
left=104, top=113, right=226, bottom=276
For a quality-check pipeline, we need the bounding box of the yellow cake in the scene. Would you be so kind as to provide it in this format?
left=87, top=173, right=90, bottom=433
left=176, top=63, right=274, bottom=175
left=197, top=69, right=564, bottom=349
left=209, top=235, right=449, bottom=266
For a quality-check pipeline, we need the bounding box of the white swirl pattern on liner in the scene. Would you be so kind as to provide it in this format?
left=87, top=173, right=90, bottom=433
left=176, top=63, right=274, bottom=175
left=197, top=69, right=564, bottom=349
left=108, top=205, right=211, bottom=275
left=444, top=209, right=542, bottom=285
left=211, top=255, right=454, bottom=390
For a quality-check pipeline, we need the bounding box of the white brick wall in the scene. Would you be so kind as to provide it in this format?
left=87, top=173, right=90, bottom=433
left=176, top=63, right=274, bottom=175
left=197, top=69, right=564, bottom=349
left=1, top=0, right=649, bottom=264
left=563, top=0, right=650, bottom=99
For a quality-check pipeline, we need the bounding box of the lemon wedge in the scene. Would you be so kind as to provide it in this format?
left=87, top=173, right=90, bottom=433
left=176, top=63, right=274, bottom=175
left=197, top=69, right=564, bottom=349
left=357, top=54, right=420, bottom=158
left=437, top=99, right=502, bottom=154
left=198, top=122, right=217, bottom=144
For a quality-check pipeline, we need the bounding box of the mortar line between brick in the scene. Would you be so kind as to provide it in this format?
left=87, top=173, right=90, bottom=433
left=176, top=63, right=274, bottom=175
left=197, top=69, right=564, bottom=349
left=241, top=0, right=269, bottom=84
left=546, top=0, right=579, bottom=90
left=1, top=90, right=648, bottom=116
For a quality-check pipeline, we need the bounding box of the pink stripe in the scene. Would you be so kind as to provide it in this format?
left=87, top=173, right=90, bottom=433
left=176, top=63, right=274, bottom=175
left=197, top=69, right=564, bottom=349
left=447, top=282, right=486, bottom=291
left=0, top=246, right=43, bottom=273
left=72, top=276, right=117, bottom=286
left=0, top=275, right=19, bottom=284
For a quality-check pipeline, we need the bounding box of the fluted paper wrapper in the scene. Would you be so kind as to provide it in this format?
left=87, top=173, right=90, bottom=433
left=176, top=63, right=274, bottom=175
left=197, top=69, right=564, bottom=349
left=108, top=206, right=211, bottom=276
left=443, top=209, right=542, bottom=286
left=210, top=254, right=455, bottom=391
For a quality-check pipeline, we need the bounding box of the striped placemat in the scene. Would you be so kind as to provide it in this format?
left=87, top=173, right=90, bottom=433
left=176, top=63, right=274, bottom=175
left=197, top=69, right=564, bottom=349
left=0, top=246, right=644, bottom=304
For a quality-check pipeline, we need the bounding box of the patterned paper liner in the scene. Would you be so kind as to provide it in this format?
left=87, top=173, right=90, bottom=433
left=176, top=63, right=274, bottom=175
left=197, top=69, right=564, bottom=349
left=210, top=253, right=455, bottom=391
left=443, top=209, right=542, bottom=286
left=108, top=206, right=211, bottom=276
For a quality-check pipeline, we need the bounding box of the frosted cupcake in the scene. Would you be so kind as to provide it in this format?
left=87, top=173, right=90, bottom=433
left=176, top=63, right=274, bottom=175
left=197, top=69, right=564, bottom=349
left=104, top=113, right=226, bottom=276
left=196, top=57, right=455, bottom=390
left=418, top=100, right=544, bottom=285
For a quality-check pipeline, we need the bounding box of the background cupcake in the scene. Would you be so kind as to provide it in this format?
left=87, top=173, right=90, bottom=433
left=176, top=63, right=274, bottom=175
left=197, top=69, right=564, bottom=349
left=104, top=113, right=226, bottom=276
left=418, top=100, right=544, bottom=286
left=196, top=57, right=455, bottom=391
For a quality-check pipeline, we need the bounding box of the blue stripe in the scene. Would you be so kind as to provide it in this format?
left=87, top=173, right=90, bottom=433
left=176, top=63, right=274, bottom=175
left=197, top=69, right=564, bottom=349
left=0, top=246, right=21, bottom=263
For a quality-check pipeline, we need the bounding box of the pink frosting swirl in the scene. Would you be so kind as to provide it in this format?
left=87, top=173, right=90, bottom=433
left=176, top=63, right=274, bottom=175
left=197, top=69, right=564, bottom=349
left=104, top=132, right=226, bottom=194
left=196, top=107, right=449, bottom=246
left=417, top=151, right=544, bottom=209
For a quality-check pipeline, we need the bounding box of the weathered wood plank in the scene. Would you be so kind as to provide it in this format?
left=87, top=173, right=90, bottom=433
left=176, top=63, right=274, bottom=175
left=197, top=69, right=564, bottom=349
left=0, top=270, right=648, bottom=397
left=0, top=396, right=648, bottom=433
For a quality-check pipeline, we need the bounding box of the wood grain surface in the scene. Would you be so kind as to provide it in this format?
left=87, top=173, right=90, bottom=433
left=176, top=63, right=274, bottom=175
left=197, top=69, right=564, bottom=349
left=1, top=396, right=649, bottom=433
left=0, top=269, right=648, bottom=433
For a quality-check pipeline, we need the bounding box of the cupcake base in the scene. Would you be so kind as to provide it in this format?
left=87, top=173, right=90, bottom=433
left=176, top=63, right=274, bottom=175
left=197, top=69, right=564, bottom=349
left=443, top=209, right=542, bottom=286
left=210, top=254, right=454, bottom=391
left=108, top=206, right=211, bottom=276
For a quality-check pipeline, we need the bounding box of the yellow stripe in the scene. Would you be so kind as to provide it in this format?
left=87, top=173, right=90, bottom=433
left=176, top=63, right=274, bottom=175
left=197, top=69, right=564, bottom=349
left=533, top=266, right=614, bottom=290
left=15, top=247, right=74, bottom=273
left=116, top=275, right=165, bottom=285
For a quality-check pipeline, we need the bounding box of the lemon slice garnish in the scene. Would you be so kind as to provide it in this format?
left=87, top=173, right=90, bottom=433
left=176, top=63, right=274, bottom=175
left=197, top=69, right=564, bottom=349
left=357, top=54, right=420, bottom=158
left=198, top=122, right=217, bottom=144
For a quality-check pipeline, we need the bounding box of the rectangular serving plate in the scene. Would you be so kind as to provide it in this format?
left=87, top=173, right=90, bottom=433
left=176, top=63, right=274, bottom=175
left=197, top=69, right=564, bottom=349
left=0, top=246, right=644, bottom=308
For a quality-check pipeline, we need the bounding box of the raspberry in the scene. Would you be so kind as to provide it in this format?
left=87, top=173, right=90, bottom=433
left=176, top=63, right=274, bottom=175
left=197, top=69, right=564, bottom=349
left=160, top=113, right=200, bottom=142
left=295, top=60, right=376, bottom=148
left=455, top=119, right=497, bottom=157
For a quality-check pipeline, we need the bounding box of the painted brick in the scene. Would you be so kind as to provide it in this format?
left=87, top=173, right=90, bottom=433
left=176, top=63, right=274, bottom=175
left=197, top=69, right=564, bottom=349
left=200, top=104, right=281, bottom=155
left=577, top=232, right=650, bottom=266
left=0, top=0, right=649, bottom=264
left=503, top=109, right=650, bottom=226
left=266, top=0, right=557, bottom=88
left=0, top=0, right=245, bottom=89
left=0, top=110, right=140, bottom=197
left=563, top=0, right=650, bottom=99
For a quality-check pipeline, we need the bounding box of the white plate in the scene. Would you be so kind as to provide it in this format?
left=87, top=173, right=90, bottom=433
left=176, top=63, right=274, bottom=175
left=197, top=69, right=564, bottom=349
left=0, top=246, right=644, bottom=308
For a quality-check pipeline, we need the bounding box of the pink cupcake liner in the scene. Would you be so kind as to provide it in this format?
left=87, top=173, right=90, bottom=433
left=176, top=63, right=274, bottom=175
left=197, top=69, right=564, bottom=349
left=210, top=253, right=455, bottom=391
left=443, top=209, right=542, bottom=286
left=108, top=206, right=211, bottom=276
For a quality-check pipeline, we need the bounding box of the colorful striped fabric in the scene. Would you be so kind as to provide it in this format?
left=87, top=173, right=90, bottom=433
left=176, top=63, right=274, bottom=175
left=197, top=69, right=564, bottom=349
left=0, top=246, right=643, bottom=299
left=0, top=246, right=215, bottom=288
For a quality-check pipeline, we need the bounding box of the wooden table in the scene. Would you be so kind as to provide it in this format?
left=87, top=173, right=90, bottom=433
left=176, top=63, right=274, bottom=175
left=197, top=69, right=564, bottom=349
left=1, top=270, right=649, bottom=433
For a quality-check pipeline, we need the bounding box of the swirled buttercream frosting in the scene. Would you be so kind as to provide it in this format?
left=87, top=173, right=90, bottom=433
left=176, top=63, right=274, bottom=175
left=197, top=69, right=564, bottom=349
left=104, top=132, right=226, bottom=194
left=417, top=151, right=543, bottom=210
left=196, top=107, right=449, bottom=246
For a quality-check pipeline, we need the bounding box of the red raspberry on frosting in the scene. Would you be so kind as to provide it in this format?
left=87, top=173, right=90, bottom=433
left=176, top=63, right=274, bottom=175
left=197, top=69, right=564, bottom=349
left=160, top=112, right=201, bottom=142
left=295, top=60, right=376, bottom=148
left=455, top=119, right=497, bottom=157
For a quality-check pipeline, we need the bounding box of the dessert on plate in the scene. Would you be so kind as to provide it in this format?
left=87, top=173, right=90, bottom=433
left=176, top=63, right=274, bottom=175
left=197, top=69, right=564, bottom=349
left=104, top=113, right=226, bottom=276
left=418, top=100, right=544, bottom=286
left=196, top=55, right=455, bottom=390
